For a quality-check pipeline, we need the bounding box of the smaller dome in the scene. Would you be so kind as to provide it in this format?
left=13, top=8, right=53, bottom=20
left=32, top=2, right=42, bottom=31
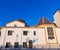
left=38, top=17, right=51, bottom=25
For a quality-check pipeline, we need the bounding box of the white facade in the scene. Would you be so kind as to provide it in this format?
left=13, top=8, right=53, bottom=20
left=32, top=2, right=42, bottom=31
left=0, top=12, right=60, bottom=48
left=54, top=10, right=60, bottom=27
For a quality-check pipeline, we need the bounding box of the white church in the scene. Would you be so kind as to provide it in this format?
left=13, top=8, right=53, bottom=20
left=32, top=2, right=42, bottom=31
left=0, top=10, right=60, bottom=48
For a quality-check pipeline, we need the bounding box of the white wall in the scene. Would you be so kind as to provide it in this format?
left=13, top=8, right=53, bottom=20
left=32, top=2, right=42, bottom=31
left=0, top=27, right=46, bottom=47
left=55, top=28, right=60, bottom=44
left=21, top=28, right=46, bottom=45
left=37, top=28, right=46, bottom=45
left=54, top=10, right=60, bottom=26
left=6, top=21, right=25, bottom=27
left=37, top=24, right=58, bottom=44
left=1, top=26, right=60, bottom=47
left=0, top=28, right=7, bottom=46
left=45, top=26, right=57, bottom=44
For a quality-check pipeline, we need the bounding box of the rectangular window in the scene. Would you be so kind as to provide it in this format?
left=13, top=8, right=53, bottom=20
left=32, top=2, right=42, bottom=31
left=8, top=30, right=13, bottom=36
left=23, top=42, right=27, bottom=48
left=34, top=31, right=36, bottom=36
left=47, top=27, right=54, bottom=40
left=14, top=42, right=19, bottom=48
left=23, top=31, right=28, bottom=35
left=5, top=42, right=10, bottom=48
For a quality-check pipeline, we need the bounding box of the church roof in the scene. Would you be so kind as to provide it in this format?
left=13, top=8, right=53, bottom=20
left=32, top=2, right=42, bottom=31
left=38, top=17, right=51, bottom=25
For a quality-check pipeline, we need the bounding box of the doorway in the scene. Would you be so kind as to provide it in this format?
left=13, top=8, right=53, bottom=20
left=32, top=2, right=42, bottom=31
left=29, top=40, right=33, bottom=48
left=23, top=42, right=27, bottom=48
left=5, top=42, right=10, bottom=48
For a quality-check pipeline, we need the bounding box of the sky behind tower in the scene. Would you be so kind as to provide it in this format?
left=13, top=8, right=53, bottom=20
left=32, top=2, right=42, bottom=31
left=0, top=0, right=60, bottom=27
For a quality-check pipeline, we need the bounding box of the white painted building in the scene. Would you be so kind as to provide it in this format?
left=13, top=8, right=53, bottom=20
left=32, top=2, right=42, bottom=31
left=54, top=10, right=60, bottom=27
left=0, top=11, right=60, bottom=48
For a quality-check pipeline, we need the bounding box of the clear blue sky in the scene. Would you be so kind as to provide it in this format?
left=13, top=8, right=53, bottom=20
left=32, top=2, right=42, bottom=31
left=0, top=0, right=60, bottom=27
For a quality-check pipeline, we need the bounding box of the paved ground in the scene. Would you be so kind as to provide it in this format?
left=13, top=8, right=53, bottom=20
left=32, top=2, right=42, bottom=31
left=0, top=48, right=60, bottom=50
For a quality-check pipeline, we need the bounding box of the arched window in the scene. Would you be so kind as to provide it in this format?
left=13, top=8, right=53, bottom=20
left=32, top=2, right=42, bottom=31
left=47, top=27, right=55, bottom=40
